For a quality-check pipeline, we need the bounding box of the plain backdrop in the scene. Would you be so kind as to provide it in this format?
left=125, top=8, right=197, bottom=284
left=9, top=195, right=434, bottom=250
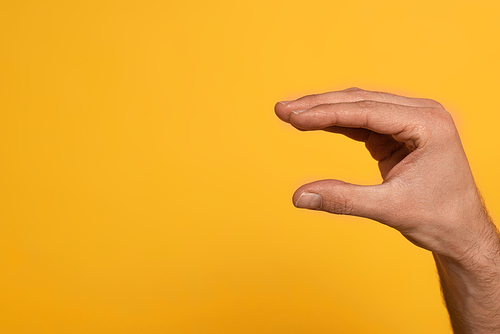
left=1, top=1, right=500, bottom=333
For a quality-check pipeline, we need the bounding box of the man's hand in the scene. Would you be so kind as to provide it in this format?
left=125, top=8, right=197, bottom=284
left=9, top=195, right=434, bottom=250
left=275, top=88, right=500, bottom=333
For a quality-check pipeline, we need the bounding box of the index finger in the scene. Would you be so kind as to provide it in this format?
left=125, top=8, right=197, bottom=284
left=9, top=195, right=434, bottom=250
left=289, top=100, right=435, bottom=148
left=275, top=88, right=443, bottom=123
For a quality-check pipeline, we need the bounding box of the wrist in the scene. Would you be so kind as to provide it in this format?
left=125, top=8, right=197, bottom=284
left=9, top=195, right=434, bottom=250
left=435, top=225, right=500, bottom=274
left=433, top=226, right=500, bottom=293
left=438, top=196, right=500, bottom=269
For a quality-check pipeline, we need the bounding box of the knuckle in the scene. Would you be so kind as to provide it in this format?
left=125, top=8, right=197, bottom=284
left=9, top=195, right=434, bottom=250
left=440, top=109, right=455, bottom=124
left=348, top=89, right=372, bottom=100
left=348, top=89, right=389, bottom=103
left=350, top=92, right=367, bottom=101
left=423, top=107, right=457, bottom=137
left=423, top=98, right=445, bottom=109
left=355, top=99, right=379, bottom=109
left=331, top=194, right=354, bottom=215
left=440, top=113, right=457, bottom=134
left=432, top=107, right=454, bottom=125
left=345, top=87, right=362, bottom=92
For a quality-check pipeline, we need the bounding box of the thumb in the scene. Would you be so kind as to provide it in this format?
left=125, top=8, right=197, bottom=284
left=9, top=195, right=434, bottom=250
left=292, top=179, right=389, bottom=222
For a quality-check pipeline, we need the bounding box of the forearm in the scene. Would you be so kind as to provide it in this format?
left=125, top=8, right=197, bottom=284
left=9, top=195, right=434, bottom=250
left=433, top=221, right=500, bottom=334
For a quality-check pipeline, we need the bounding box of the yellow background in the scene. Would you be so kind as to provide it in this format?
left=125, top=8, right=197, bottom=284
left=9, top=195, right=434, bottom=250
left=1, top=1, right=500, bottom=333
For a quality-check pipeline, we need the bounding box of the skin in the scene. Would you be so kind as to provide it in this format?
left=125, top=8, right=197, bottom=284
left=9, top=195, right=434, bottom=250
left=275, top=88, right=500, bottom=333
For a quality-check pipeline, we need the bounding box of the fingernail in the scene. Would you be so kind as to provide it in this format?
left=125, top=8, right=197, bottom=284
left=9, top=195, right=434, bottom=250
left=295, top=192, right=322, bottom=210
left=291, top=109, right=308, bottom=114
left=279, top=101, right=293, bottom=105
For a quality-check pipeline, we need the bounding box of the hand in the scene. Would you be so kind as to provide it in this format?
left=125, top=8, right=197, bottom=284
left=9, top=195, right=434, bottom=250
left=275, top=88, right=499, bottom=264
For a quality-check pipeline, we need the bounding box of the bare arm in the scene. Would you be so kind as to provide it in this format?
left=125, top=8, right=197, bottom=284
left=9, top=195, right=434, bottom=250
left=433, top=207, right=500, bottom=333
left=275, top=88, right=500, bottom=333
